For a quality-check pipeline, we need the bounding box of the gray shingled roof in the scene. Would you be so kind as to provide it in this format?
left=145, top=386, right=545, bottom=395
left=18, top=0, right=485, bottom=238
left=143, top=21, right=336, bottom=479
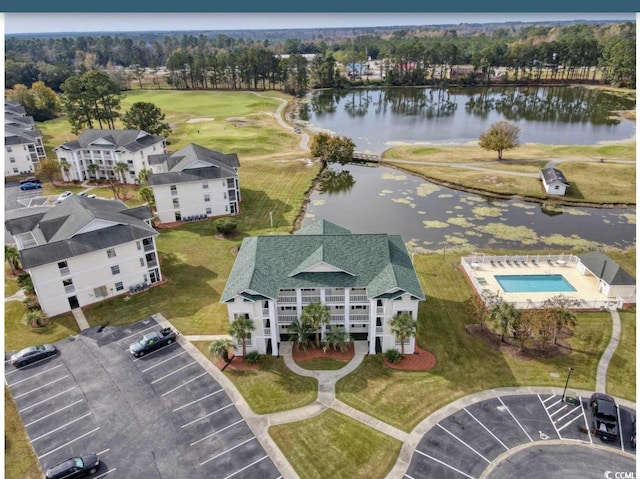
left=541, top=167, right=569, bottom=185
left=5, top=124, right=42, bottom=144
left=55, top=129, right=165, bottom=153
left=5, top=196, right=158, bottom=269
left=577, top=252, right=635, bottom=286
left=221, top=220, right=425, bottom=302
left=148, top=143, right=239, bottom=186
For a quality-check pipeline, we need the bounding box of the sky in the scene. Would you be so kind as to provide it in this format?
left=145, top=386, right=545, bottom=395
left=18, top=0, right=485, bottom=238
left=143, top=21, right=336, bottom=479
left=3, top=12, right=636, bottom=35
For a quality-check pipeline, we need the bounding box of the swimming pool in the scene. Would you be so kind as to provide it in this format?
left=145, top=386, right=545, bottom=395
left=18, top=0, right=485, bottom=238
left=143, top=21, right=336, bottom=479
left=495, top=274, right=577, bottom=293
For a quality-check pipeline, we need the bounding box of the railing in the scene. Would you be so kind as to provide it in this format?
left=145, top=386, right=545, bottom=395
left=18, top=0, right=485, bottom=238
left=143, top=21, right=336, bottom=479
left=349, top=314, right=369, bottom=322
left=277, top=315, right=297, bottom=323
left=330, top=314, right=345, bottom=322
left=64, top=284, right=75, bottom=293
left=350, top=294, right=368, bottom=303
left=325, top=295, right=345, bottom=302
left=143, top=242, right=155, bottom=252
left=59, top=267, right=70, bottom=276
left=171, top=190, right=178, bottom=196
left=146, top=260, right=158, bottom=268
left=262, top=308, right=270, bottom=317
left=301, top=295, right=321, bottom=303
left=263, top=328, right=271, bottom=337
left=375, top=326, right=384, bottom=335
left=277, top=296, right=296, bottom=303
left=376, top=307, right=384, bottom=314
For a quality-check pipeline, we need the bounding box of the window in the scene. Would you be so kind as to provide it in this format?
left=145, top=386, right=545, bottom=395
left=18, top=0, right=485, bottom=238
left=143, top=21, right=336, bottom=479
left=172, top=198, right=180, bottom=208
left=170, top=185, right=177, bottom=196
left=204, top=194, right=210, bottom=202
left=202, top=182, right=209, bottom=189
left=6, top=147, right=12, bottom=152
left=9, top=157, right=15, bottom=163
left=136, top=241, right=141, bottom=250
left=12, top=168, right=19, bottom=173
left=106, top=248, right=116, bottom=258
left=140, top=258, right=145, bottom=267
left=115, top=282, right=124, bottom=292
left=111, top=265, right=120, bottom=275
left=205, top=207, right=212, bottom=215
left=63, top=278, right=74, bottom=293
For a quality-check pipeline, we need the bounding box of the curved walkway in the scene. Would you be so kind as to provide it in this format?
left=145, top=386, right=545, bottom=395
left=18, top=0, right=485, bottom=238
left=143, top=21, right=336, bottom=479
left=596, top=308, right=622, bottom=392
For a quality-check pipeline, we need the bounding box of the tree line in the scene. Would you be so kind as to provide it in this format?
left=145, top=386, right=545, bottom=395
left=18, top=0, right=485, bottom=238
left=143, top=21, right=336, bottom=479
left=6, top=21, right=635, bottom=93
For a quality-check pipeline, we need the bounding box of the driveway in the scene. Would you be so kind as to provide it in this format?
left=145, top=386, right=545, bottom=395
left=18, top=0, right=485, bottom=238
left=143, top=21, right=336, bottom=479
left=5, top=317, right=282, bottom=479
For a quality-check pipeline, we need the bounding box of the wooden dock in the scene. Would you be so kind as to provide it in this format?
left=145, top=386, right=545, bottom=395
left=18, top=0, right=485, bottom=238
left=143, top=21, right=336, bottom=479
left=351, top=152, right=382, bottom=164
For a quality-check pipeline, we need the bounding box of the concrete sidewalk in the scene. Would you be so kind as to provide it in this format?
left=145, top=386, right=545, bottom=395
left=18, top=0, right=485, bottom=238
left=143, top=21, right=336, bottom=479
left=596, top=308, right=622, bottom=392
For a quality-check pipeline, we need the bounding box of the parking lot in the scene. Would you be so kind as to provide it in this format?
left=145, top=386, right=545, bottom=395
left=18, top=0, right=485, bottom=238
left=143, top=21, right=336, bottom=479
left=5, top=317, right=282, bottom=479
left=405, top=393, right=636, bottom=479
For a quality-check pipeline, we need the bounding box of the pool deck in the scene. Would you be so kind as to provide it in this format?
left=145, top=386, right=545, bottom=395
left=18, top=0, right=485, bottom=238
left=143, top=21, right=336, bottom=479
left=465, top=257, right=611, bottom=309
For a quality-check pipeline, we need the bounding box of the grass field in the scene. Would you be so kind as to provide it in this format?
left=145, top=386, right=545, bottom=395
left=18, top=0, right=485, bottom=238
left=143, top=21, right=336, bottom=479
left=269, top=409, right=403, bottom=479
left=606, top=307, right=636, bottom=400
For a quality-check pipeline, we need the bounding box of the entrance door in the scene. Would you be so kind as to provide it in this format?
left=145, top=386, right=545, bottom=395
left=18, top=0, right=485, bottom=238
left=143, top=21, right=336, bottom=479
left=68, top=296, right=79, bottom=309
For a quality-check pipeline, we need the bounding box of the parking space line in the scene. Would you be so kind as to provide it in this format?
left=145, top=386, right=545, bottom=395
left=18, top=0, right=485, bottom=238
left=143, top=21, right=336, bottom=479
left=161, top=372, right=208, bottom=396
left=37, top=427, right=100, bottom=459
left=404, top=474, right=417, bottom=479
left=94, top=468, right=117, bottom=478
left=190, top=419, right=245, bottom=446
left=436, top=424, right=491, bottom=464
left=182, top=403, right=234, bottom=428
left=223, top=455, right=269, bottom=479
left=150, top=361, right=197, bottom=384
left=555, top=405, right=582, bottom=423
left=463, top=407, right=509, bottom=451
left=141, top=351, right=188, bottom=372
left=14, top=375, right=70, bottom=399
left=31, top=412, right=92, bottom=442
left=536, top=394, right=563, bottom=439
left=173, top=389, right=224, bottom=412
left=199, top=436, right=257, bottom=466
left=19, top=387, right=76, bottom=412
left=495, top=394, right=534, bottom=442
left=24, top=399, right=85, bottom=427
left=132, top=343, right=178, bottom=361
left=579, top=396, right=594, bottom=444
left=413, top=449, right=475, bottom=479
left=617, top=406, right=625, bottom=452
left=547, top=399, right=563, bottom=412
left=6, top=364, right=64, bottom=386
left=542, top=395, right=557, bottom=404
left=117, top=324, right=158, bottom=343
left=97, top=449, right=110, bottom=456
left=557, top=413, right=588, bottom=432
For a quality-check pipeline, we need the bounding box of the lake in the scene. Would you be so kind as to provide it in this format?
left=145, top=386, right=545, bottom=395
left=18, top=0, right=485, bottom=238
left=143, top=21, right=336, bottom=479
left=302, top=163, right=636, bottom=253
left=299, top=86, right=636, bottom=153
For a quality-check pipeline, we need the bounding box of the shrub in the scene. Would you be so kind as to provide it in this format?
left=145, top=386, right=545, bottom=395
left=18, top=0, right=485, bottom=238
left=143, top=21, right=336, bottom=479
left=209, top=338, right=234, bottom=362
left=384, top=349, right=403, bottom=363
left=244, top=351, right=260, bottom=364
left=22, top=309, right=46, bottom=328
left=214, top=217, right=238, bottom=236
left=23, top=297, right=41, bottom=311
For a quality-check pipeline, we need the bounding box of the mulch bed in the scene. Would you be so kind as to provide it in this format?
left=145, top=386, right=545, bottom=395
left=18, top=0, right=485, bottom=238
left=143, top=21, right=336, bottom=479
left=214, top=355, right=259, bottom=371
left=291, top=342, right=356, bottom=363
left=383, top=344, right=437, bottom=371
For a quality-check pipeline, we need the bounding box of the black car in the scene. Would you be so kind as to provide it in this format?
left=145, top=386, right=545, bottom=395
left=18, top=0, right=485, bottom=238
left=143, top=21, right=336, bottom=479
left=20, top=176, right=40, bottom=185
left=631, top=416, right=636, bottom=449
left=10, top=344, right=57, bottom=367
left=589, top=392, right=619, bottom=441
left=129, top=327, right=177, bottom=357
left=45, top=453, right=100, bottom=479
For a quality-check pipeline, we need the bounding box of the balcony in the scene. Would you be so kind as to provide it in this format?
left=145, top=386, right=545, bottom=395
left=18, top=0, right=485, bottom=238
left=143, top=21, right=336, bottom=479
left=330, top=314, right=345, bottom=323
left=376, top=307, right=384, bottom=314
left=349, top=314, right=369, bottom=322
left=277, top=295, right=296, bottom=304
left=58, top=267, right=70, bottom=276
left=64, top=284, right=75, bottom=293
left=263, top=328, right=271, bottom=337
left=350, top=294, right=368, bottom=303
left=262, top=308, right=270, bottom=317
left=277, top=315, right=297, bottom=324
left=325, top=295, right=345, bottom=303
left=375, top=326, right=384, bottom=335
left=301, top=294, right=321, bottom=303
left=146, top=260, right=158, bottom=268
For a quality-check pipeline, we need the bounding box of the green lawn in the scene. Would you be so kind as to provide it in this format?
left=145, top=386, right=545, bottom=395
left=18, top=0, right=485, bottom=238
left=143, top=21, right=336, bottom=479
left=269, top=409, right=402, bottom=479
left=335, top=253, right=629, bottom=432
left=294, top=357, right=350, bottom=370
left=606, top=307, right=636, bottom=401
left=5, top=387, right=41, bottom=479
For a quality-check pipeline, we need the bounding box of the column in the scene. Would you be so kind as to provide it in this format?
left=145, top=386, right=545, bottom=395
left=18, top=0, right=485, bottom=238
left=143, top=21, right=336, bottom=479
left=269, top=300, right=278, bottom=356
left=369, top=299, right=377, bottom=354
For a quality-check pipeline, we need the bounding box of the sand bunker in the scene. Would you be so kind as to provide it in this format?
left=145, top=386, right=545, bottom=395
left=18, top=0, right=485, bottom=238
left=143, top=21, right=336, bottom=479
left=186, top=117, right=214, bottom=123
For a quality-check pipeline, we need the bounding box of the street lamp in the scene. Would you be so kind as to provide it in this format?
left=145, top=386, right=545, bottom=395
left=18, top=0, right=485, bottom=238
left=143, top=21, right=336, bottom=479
left=269, top=211, right=273, bottom=228
left=562, top=367, right=574, bottom=402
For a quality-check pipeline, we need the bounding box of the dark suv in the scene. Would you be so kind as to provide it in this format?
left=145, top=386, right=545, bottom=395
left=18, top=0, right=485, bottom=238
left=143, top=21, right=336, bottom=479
left=20, top=176, right=40, bottom=185
left=589, top=392, right=619, bottom=441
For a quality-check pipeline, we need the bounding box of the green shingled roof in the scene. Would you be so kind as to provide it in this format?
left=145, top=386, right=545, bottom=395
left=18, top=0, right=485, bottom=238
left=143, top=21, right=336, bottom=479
left=221, top=220, right=425, bottom=303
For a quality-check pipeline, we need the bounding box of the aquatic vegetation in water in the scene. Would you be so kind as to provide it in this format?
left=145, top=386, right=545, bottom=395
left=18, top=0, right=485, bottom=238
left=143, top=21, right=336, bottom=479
left=416, top=183, right=441, bottom=197
left=391, top=197, right=413, bottom=204
left=443, top=235, right=470, bottom=246
left=454, top=206, right=464, bottom=210
left=381, top=172, right=407, bottom=181
left=476, top=223, right=539, bottom=245
left=418, top=211, right=427, bottom=215
left=562, top=207, right=592, bottom=216
left=510, top=201, right=537, bottom=210
left=312, top=199, right=326, bottom=206
left=539, top=234, right=600, bottom=249
left=423, top=220, right=450, bottom=229
left=460, top=195, right=485, bottom=205
left=447, top=217, right=474, bottom=228
left=619, top=213, right=636, bottom=224
left=472, top=206, right=504, bottom=218
left=437, top=194, right=454, bottom=199
left=378, top=189, right=395, bottom=196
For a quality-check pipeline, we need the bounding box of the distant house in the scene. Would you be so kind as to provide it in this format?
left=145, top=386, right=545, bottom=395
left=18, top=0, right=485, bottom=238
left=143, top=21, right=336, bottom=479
left=54, top=129, right=167, bottom=184
left=148, top=143, right=240, bottom=224
left=221, top=219, right=425, bottom=356
left=449, top=66, right=476, bottom=79
left=576, top=252, right=635, bottom=302
left=541, top=167, right=570, bottom=196
left=5, top=196, right=161, bottom=317
left=5, top=101, right=47, bottom=177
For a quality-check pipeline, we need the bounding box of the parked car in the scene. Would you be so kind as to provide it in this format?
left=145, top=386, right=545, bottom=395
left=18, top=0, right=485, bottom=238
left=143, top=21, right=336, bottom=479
left=45, top=453, right=100, bottom=479
left=589, top=392, right=619, bottom=441
left=631, top=416, right=636, bottom=449
left=77, top=191, right=88, bottom=197
left=56, top=191, right=73, bottom=203
left=20, top=176, right=40, bottom=185
left=19, top=182, right=42, bottom=191
left=87, top=194, right=98, bottom=199
left=10, top=344, right=57, bottom=367
left=129, top=327, right=178, bottom=357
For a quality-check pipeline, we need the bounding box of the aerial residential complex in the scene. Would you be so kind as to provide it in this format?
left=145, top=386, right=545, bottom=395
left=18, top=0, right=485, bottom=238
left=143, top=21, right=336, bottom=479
left=4, top=100, right=47, bottom=177
left=148, top=143, right=241, bottom=224
left=54, top=129, right=167, bottom=184
left=221, top=220, right=425, bottom=356
left=5, top=195, right=161, bottom=316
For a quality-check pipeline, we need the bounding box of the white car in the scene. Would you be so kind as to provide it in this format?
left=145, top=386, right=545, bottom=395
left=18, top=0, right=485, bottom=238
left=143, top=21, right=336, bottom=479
left=56, top=191, right=73, bottom=203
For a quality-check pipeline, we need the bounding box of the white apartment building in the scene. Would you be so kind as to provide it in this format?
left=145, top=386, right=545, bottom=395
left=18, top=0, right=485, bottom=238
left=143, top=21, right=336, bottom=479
left=148, top=143, right=240, bottom=224
left=221, top=220, right=425, bottom=356
left=5, top=101, right=47, bottom=177
left=5, top=196, right=162, bottom=317
left=54, top=129, right=167, bottom=184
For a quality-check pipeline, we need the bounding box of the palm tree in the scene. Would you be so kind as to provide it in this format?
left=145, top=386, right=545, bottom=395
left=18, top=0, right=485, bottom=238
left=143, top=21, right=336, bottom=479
left=228, top=315, right=255, bottom=358
left=209, top=338, right=234, bottom=362
left=488, top=301, right=520, bottom=342
left=5, top=245, right=21, bottom=276
left=300, top=302, right=330, bottom=349
left=59, top=159, right=71, bottom=182
left=324, top=326, right=349, bottom=352
left=113, top=161, right=129, bottom=183
left=289, top=318, right=313, bottom=352
left=138, top=185, right=156, bottom=209
left=136, top=168, right=152, bottom=186
left=549, top=307, right=577, bottom=345
left=86, top=163, right=99, bottom=181
left=389, top=312, right=417, bottom=357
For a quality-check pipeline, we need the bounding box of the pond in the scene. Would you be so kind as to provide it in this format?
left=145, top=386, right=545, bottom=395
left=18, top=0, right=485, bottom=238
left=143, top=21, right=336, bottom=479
left=299, top=86, right=636, bottom=153
left=302, top=163, right=636, bottom=253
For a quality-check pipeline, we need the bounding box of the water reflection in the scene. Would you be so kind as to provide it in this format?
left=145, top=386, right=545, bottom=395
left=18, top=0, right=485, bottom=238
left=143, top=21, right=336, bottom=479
left=317, top=167, right=356, bottom=194
left=300, top=86, right=635, bottom=150
left=303, top=164, right=635, bottom=252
